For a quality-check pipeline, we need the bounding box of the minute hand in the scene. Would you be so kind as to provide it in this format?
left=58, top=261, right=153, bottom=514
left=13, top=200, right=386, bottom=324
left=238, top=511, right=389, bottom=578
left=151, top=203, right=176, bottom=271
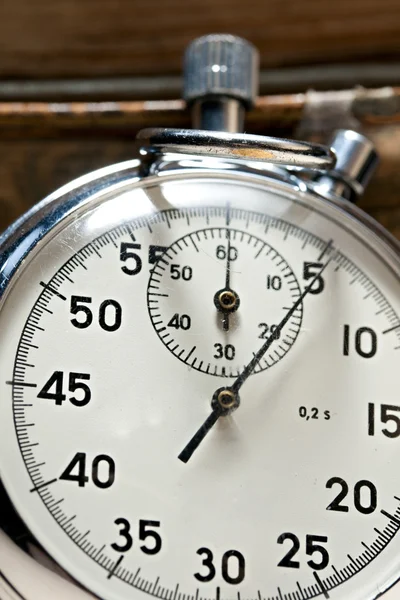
left=231, top=256, right=333, bottom=394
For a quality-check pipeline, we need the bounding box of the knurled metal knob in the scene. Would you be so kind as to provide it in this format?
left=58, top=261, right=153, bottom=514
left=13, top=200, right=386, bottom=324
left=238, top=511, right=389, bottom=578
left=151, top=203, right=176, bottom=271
left=328, top=129, right=378, bottom=196
left=183, top=34, right=259, bottom=108
left=311, top=129, right=378, bottom=201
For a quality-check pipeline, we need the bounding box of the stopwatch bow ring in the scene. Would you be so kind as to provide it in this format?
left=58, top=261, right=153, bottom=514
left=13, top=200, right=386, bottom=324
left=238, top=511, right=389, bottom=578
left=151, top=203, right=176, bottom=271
left=137, top=127, right=336, bottom=171
left=137, top=34, right=378, bottom=201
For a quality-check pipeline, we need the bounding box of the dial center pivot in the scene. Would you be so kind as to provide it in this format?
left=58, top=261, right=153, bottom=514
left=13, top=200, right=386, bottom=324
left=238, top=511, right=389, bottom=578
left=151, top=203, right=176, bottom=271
left=212, top=387, right=240, bottom=415
left=214, top=288, right=240, bottom=313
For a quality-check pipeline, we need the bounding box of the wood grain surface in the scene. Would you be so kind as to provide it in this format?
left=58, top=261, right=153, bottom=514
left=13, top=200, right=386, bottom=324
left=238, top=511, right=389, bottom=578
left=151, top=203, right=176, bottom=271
left=1, top=0, right=400, bottom=78
left=0, top=0, right=398, bottom=242
left=0, top=87, right=399, bottom=138
left=0, top=84, right=398, bottom=241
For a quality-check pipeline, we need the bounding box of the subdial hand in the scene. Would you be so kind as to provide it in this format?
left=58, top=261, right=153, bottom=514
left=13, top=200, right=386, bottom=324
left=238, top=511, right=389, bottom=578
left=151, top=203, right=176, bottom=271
left=179, top=254, right=334, bottom=464
left=213, top=208, right=240, bottom=330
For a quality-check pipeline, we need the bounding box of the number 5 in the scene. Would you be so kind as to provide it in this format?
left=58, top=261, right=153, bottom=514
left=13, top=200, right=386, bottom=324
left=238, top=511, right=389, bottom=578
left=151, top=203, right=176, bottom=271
left=139, top=520, right=162, bottom=554
left=303, top=262, right=325, bottom=295
left=306, top=535, right=329, bottom=570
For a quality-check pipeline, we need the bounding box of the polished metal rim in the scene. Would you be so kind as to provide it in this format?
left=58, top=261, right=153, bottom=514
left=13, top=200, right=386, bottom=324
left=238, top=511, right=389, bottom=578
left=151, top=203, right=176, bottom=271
left=137, top=127, right=336, bottom=170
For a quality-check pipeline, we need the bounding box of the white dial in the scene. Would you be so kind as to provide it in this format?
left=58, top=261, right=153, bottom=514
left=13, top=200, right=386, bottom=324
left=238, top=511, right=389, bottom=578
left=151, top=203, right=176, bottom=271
left=0, top=174, right=399, bottom=600
left=148, top=226, right=302, bottom=376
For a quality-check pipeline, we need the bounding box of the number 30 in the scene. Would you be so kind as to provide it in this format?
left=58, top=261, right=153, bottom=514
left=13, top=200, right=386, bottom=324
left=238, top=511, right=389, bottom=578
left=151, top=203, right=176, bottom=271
left=194, top=547, right=245, bottom=584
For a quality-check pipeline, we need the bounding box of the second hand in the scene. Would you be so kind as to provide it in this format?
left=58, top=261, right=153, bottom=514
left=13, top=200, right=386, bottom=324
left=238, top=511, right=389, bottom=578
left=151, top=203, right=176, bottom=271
left=178, top=252, right=335, bottom=464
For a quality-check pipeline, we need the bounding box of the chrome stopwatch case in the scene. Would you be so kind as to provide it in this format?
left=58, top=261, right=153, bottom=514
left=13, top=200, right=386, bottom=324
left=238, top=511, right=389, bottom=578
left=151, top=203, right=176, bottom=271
left=1, top=34, right=399, bottom=600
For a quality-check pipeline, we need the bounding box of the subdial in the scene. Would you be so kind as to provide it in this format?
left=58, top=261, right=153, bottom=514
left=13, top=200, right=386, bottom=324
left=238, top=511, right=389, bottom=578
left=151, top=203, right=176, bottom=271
left=147, top=227, right=302, bottom=377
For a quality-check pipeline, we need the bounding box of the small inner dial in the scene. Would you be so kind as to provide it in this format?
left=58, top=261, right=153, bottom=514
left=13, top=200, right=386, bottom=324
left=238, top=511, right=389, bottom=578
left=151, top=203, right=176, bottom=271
left=147, top=227, right=302, bottom=377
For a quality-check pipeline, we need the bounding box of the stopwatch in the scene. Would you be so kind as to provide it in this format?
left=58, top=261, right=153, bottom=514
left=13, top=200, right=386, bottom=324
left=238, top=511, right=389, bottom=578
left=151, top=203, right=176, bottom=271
left=1, top=34, right=399, bottom=600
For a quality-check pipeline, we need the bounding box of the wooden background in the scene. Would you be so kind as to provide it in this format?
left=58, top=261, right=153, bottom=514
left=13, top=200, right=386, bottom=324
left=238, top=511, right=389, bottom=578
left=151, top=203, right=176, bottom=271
left=0, top=0, right=399, bottom=239
left=1, top=0, right=400, bottom=77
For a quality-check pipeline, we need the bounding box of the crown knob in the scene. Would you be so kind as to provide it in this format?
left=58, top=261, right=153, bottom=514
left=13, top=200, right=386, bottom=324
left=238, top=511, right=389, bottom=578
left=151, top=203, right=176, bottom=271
left=184, top=34, right=259, bottom=107
left=183, top=34, right=259, bottom=132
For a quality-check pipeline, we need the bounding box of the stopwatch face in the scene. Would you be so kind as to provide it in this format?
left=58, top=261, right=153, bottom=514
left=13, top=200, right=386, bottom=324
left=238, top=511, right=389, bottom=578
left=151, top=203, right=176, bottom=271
left=0, top=169, right=399, bottom=600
